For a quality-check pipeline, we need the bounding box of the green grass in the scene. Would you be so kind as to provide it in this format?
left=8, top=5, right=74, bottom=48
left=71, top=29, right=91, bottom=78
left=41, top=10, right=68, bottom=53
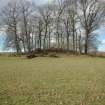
left=0, top=55, right=105, bottom=105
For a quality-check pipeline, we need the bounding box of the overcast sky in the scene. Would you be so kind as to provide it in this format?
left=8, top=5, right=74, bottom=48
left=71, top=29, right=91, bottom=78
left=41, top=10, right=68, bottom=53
left=0, top=0, right=51, bottom=7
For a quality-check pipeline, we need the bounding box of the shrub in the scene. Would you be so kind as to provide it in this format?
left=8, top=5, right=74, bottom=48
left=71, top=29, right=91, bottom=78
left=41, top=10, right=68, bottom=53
left=26, top=53, right=38, bottom=59
left=39, top=53, right=46, bottom=57
left=49, top=53, right=59, bottom=58
left=34, top=48, right=43, bottom=54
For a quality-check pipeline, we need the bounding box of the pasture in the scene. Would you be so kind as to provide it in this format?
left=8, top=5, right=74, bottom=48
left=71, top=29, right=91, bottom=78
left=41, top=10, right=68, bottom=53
left=0, top=55, right=105, bottom=105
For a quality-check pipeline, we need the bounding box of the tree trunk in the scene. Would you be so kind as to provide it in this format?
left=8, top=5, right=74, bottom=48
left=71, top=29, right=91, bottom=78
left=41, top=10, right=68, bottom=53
left=14, top=24, right=21, bottom=54
left=85, top=31, right=89, bottom=54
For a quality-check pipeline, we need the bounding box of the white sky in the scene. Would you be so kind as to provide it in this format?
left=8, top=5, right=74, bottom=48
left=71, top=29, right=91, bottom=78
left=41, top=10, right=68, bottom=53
left=0, top=0, right=53, bottom=6
left=32, top=0, right=54, bottom=5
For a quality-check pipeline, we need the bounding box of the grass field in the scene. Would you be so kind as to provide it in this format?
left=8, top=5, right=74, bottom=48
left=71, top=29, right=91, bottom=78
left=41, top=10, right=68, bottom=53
left=0, top=55, right=105, bottom=105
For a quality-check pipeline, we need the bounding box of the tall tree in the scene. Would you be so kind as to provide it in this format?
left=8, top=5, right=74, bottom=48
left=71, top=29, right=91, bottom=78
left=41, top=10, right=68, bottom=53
left=1, top=0, right=21, bottom=53
left=19, top=0, right=33, bottom=53
left=78, top=0, right=105, bottom=54
left=37, top=4, right=53, bottom=51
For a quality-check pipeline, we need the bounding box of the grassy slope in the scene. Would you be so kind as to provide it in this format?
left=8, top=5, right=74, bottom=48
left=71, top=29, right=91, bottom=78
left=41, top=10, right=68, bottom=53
left=0, top=55, right=105, bottom=105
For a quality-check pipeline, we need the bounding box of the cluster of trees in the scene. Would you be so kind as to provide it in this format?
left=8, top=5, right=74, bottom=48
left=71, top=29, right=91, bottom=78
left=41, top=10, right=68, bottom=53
left=0, top=0, right=105, bottom=54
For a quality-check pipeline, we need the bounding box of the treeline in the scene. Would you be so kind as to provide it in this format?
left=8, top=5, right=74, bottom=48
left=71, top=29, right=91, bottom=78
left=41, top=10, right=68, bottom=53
left=0, top=0, right=105, bottom=54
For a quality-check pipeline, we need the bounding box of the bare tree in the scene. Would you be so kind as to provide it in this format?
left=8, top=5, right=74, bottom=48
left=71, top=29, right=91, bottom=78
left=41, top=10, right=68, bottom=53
left=37, top=4, right=53, bottom=51
left=0, top=0, right=104, bottom=55
left=1, top=0, right=21, bottom=54
left=19, top=0, right=33, bottom=53
left=63, top=0, right=77, bottom=52
left=50, top=0, right=66, bottom=49
left=78, top=0, right=105, bottom=54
